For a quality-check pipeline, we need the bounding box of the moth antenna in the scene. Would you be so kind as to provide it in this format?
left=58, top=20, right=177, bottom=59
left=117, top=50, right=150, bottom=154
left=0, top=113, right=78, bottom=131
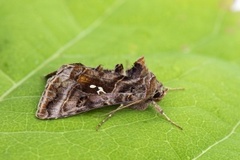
left=152, top=101, right=183, bottom=130
left=165, top=87, right=185, bottom=91
left=96, top=100, right=144, bottom=131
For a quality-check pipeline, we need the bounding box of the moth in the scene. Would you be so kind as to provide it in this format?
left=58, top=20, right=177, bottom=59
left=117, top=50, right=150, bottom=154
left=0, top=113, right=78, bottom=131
left=36, top=57, right=183, bottom=130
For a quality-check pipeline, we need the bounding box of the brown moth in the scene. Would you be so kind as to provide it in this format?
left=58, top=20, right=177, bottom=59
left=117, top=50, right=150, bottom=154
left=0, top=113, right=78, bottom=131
left=36, top=57, right=183, bottom=130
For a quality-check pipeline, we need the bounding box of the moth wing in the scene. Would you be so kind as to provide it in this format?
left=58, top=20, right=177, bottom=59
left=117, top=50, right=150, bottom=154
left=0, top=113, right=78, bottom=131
left=44, top=71, right=57, bottom=79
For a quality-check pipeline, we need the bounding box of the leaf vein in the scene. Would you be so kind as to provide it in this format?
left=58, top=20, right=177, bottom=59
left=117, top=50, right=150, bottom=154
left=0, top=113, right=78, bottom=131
left=0, top=69, right=16, bottom=85
left=192, top=120, right=240, bottom=160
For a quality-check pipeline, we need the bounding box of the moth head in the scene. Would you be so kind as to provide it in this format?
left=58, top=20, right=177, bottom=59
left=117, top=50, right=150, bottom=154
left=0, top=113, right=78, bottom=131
left=152, top=85, right=168, bottom=101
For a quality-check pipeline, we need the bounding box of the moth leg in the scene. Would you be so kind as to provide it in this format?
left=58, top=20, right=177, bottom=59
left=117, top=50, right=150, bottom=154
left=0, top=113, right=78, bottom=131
left=96, top=100, right=143, bottom=131
left=96, top=104, right=123, bottom=131
left=152, top=101, right=183, bottom=130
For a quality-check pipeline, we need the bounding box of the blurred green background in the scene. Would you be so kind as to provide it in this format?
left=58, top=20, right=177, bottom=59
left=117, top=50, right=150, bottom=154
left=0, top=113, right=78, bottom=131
left=0, top=0, right=240, bottom=159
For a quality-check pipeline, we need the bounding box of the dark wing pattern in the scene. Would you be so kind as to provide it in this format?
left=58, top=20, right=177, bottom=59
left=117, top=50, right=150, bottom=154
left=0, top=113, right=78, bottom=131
left=36, top=57, right=163, bottom=119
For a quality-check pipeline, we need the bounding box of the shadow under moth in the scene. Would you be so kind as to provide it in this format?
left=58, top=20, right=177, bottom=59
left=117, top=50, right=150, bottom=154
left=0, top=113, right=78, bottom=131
left=36, top=57, right=183, bottom=130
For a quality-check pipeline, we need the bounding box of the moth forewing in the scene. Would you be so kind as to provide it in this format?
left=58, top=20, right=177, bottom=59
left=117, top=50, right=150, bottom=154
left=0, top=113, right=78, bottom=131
left=36, top=57, right=183, bottom=130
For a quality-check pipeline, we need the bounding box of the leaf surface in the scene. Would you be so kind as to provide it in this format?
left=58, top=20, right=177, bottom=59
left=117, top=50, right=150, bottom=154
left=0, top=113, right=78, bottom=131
left=0, top=0, right=240, bottom=159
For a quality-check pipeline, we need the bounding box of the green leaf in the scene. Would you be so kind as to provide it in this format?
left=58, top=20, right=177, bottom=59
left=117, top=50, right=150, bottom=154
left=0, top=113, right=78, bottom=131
left=1, top=0, right=240, bottom=159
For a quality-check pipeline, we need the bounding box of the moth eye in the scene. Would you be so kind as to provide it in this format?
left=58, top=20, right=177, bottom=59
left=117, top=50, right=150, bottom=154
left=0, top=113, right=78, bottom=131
left=153, top=91, right=161, bottom=98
